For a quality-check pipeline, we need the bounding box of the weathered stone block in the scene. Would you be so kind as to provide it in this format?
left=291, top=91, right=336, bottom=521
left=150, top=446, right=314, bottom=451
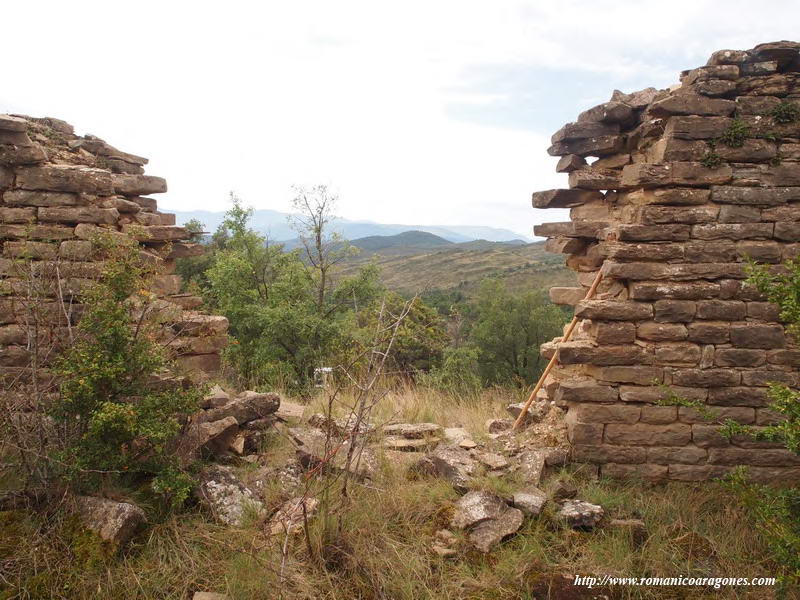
left=667, top=464, right=731, bottom=481
left=111, top=174, right=167, bottom=195
left=767, top=348, right=800, bottom=366
left=711, top=186, right=800, bottom=205
left=741, top=370, right=798, bottom=387
left=654, top=300, right=696, bottom=322
left=654, top=343, right=702, bottom=366
left=59, top=240, right=93, bottom=261
left=552, top=121, right=620, bottom=143
left=614, top=224, right=691, bottom=241
left=3, top=190, right=92, bottom=207
left=566, top=419, right=604, bottom=446
left=585, top=366, right=664, bottom=385
left=549, top=286, right=586, bottom=305
left=640, top=405, right=678, bottom=425
left=679, top=406, right=755, bottom=424
left=692, top=424, right=730, bottom=448
left=605, top=423, right=691, bottom=446
left=718, top=205, right=761, bottom=223
left=575, top=300, right=653, bottom=321
left=577, top=101, right=635, bottom=124
left=574, top=404, right=640, bottom=424
left=532, top=188, right=603, bottom=209
left=38, top=206, right=119, bottom=224
left=601, top=463, right=668, bottom=480
left=598, top=242, right=684, bottom=262
left=548, top=135, right=623, bottom=157
left=695, top=300, right=746, bottom=320
left=691, top=223, right=773, bottom=240
left=647, top=446, right=708, bottom=465
left=708, top=386, right=768, bottom=407
left=556, top=154, right=587, bottom=173
left=559, top=342, right=651, bottom=366
left=709, top=447, right=800, bottom=467
left=121, top=225, right=188, bottom=241
left=568, top=168, right=621, bottom=191
left=640, top=205, right=719, bottom=225
left=715, top=348, right=767, bottom=367
left=16, top=166, right=113, bottom=194
left=637, top=322, right=688, bottom=341
left=670, top=368, right=740, bottom=387
left=571, top=444, right=646, bottom=464
left=649, top=94, right=735, bottom=117
left=0, top=207, right=36, bottom=223
left=619, top=385, right=706, bottom=403
left=605, top=262, right=745, bottom=281
left=775, top=222, right=800, bottom=242
left=588, top=321, right=637, bottom=344
left=630, top=281, right=719, bottom=301
left=554, top=380, right=619, bottom=403
left=729, top=323, right=785, bottom=349
left=3, top=241, right=57, bottom=259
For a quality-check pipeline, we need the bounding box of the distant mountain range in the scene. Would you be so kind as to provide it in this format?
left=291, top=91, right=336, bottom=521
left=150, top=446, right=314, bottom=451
left=166, top=208, right=532, bottom=243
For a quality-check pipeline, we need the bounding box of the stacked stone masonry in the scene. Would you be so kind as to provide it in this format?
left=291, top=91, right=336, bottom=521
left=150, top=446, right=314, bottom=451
left=535, top=41, right=800, bottom=482
left=0, top=114, right=227, bottom=381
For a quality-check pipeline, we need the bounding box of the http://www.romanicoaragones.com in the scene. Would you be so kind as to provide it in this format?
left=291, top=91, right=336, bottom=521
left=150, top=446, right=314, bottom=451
left=573, top=574, right=776, bottom=590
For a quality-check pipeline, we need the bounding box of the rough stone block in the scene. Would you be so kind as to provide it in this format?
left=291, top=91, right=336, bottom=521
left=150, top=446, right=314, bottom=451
left=710, top=186, right=800, bottom=205
left=605, top=423, right=691, bottom=446
left=552, top=121, right=620, bottom=143
left=532, top=188, right=603, bottom=209
left=692, top=425, right=730, bottom=448
left=619, top=385, right=706, bottom=403
left=664, top=116, right=731, bottom=140
left=549, top=286, right=586, bottom=305
left=574, top=404, right=640, bottom=424
left=585, top=366, right=664, bottom=385
left=670, top=368, right=740, bottom=387
left=630, top=281, right=719, bottom=301
left=38, top=206, right=119, bottom=224
left=695, top=300, right=746, bottom=320
left=3, top=190, right=92, bottom=207
left=0, top=207, right=37, bottom=223
left=667, top=464, right=731, bottom=481
left=16, top=165, right=113, bottom=194
left=598, top=242, right=684, bottom=262
left=559, top=342, right=651, bottom=366
left=654, top=342, right=702, bottom=366
left=691, top=223, right=773, bottom=240
left=111, top=174, right=167, bottom=195
left=715, top=348, right=767, bottom=367
left=709, top=447, right=800, bottom=467
left=710, top=386, right=770, bottom=407
left=640, top=405, right=678, bottom=425
left=588, top=321, right=636, bottom=344
left=649, top=94, right=735, bottom=117
left=568, top=168, right=621, bottom=190
left=601, top=463, right=668, bottom=480
left=554, top=380, right=619, bottom=403
left=775, top=222, right=800, bottom=242
left=718, top=205, right=761, bottom=223
left=647, top=446, right=708, bottom=465
left=615, top=224, right=691, bottom=241
left=654, top=300, right=696, bottom=322
left=729, top=323, right=785, bottom=349
left=3, top=241, right=57, bottom=259
left=575, top=300, right=652, bottom=321
left=679, top=406, right=755, bottom=424
left=548, top=135, right=623, bottom=158
left=571, top=444, right=646, bottom=464
left=741, top=370, right=798, bottom=387
left=637, top=322, right=688, bottom=341
left=640, top=205, right=719, bottom=225
left=556, top=154, right=587, bottom=173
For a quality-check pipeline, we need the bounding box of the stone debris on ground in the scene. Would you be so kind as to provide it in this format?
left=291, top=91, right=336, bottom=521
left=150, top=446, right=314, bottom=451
left=551, top=478, right=579, bottom=501
left=450, top=490, right=524, bottom=553
left=512, top=486, right=548, bottom=516
left=289, top=426, right=377, bottom=479
left=558, top=499, right=605, bottom=530
left=75, top=496, right=146, bottom=547
left=425, top=444, right=479, bottom=491
left=267, top=496, right=319, bottom=535
left=197, top=465, right=265, bottom=526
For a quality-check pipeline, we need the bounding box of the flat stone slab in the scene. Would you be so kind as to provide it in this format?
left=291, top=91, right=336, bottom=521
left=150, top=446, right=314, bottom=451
left=383, top=422, right=443, bottom=439
left=383, top=435, right=441, bottom=452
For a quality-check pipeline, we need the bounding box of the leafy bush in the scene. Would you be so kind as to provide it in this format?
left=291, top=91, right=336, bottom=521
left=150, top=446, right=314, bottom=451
left=771, top=101, right=800, bottom=125
left=50, top=234, right=202, bottom=507
left=719, top=118, right=750, bottom=148
left=418, top=346, right=482, bottom=394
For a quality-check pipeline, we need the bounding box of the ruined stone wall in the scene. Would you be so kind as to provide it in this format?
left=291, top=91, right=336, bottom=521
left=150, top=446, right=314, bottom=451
left=0, top=114, right=227, bottom=380
left=534, top=41, right=800, bottom=482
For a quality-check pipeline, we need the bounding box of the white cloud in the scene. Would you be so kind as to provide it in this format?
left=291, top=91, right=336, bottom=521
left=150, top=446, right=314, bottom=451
left=2, top=1, right=799, bottom=236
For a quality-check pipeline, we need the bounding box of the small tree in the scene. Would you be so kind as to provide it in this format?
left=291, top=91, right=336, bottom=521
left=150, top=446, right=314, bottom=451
left=50, top=233, right=201, bottom=506
left=289, top=185, right=357, bottom=312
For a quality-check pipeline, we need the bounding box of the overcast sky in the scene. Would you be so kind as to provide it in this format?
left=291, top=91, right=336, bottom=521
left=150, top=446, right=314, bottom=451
left=3, top=1, right=800, bottom=237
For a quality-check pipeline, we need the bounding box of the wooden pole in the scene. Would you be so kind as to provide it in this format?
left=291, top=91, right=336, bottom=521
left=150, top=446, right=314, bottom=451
left=511, top=268, right=605, bottom=431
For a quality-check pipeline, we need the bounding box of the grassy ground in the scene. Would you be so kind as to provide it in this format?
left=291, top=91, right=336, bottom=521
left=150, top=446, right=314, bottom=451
left=0, top=388, right=789, bottom=600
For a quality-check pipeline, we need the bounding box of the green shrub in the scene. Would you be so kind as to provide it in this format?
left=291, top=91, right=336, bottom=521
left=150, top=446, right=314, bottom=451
left=719, top=118, right=750, bottom=147
left=419, top=346, right=482, bottom=394
left=771, top=101, right=800, bottom=125
left=50, top=234, right=202, bottom=507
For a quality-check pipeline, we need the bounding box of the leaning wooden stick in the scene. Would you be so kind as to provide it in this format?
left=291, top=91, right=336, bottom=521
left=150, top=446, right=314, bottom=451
left=511, top=268, right=605, bottom=431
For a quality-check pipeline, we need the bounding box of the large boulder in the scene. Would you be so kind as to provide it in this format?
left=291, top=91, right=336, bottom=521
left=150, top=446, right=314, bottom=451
left=75, top=496, right=145, bottom=547
left=451, top=491, right=524, bottom=553
left=197, top=465, right=265, bottom=526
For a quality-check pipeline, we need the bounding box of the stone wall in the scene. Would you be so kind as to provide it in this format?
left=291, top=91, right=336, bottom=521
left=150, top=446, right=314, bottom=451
left=0, top=114, right=227, bottom=381
left=534, top=41, right=800, bottom=482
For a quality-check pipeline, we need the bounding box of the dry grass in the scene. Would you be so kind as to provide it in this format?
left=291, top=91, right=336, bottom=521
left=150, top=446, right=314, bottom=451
left=0, top=387, right=787, bottom=600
